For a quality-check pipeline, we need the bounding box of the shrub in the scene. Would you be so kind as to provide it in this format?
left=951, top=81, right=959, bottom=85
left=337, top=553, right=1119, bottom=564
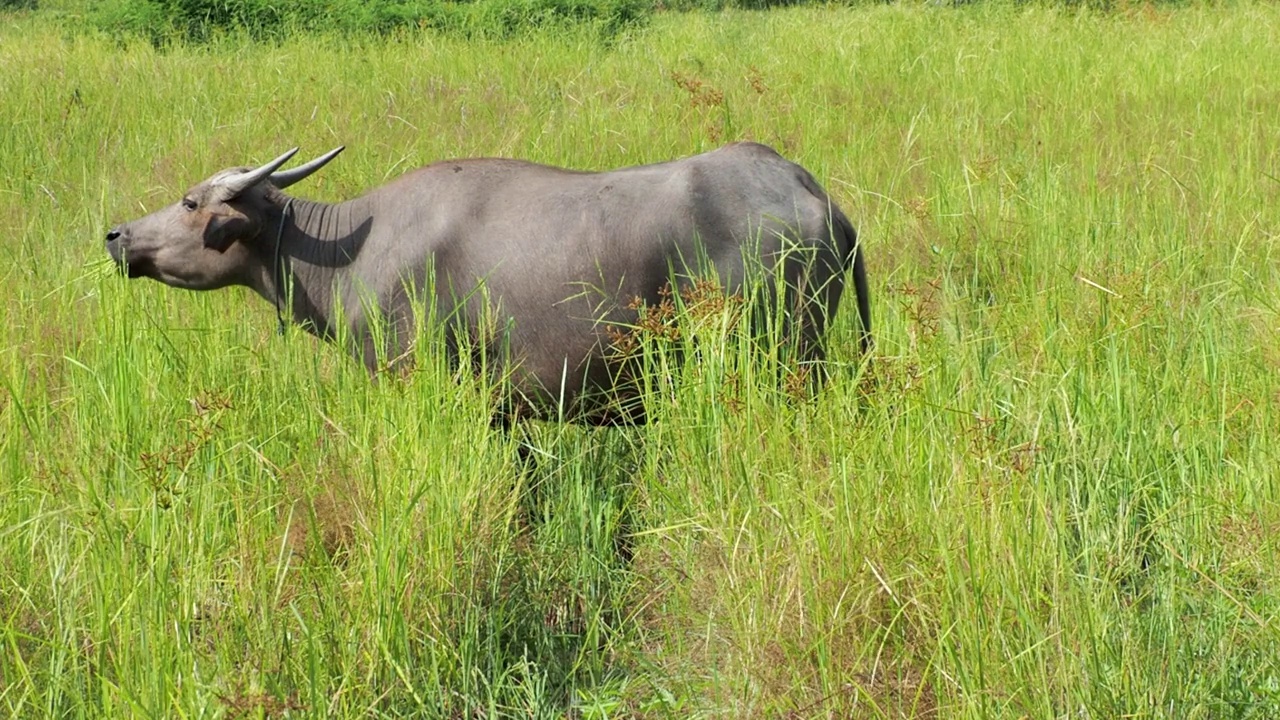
left=90, top=0, right=277, bottom=43
left=89, top=0, right=651, bottom=44
left=456, top=0, right=650, bottom=38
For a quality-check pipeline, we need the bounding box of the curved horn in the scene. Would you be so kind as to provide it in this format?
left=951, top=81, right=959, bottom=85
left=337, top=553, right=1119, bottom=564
left=269, top=146, right=345, bottom=190
left=215, top=148, right=299, bottom=198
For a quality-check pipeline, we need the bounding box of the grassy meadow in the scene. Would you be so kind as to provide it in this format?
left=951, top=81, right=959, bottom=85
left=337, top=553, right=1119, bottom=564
left=3, top=3, right=1280, bottom=717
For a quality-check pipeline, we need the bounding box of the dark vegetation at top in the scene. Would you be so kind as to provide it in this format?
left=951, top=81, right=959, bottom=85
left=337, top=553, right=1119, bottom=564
left=6, top=0, right=1194, bottom=44
left=88, top=0, right=653, bottom=44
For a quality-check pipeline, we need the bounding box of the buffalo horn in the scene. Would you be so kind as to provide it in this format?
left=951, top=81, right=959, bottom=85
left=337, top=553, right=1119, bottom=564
left=269, top=146, right=345, bottom=190
left=215, top=148, right=300, bottom=198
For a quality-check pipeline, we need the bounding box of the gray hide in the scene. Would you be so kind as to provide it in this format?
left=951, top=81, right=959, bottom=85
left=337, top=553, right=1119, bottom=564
left=106, top=142, right=871, bottom=424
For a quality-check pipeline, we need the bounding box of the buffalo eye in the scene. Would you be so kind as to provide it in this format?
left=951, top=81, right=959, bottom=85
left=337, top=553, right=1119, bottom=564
left=181, top=198, right=198, bottom=212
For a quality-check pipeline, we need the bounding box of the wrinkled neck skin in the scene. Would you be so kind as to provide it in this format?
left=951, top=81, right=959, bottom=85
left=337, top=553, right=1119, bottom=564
left=245, top=190, right=372, bottom=342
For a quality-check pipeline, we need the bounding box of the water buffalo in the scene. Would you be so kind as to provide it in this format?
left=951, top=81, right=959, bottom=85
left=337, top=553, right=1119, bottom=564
left=105, top=142, right=870, bottom=423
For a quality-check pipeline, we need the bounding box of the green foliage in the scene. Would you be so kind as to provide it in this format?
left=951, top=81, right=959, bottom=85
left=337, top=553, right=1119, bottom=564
left=457, top=0, right=650, bottom=38
left=88, top=0, right=650, bottom=44
left=0, top=0, right=37, bottom=11
left=4, top=4, right=1280, bottom=717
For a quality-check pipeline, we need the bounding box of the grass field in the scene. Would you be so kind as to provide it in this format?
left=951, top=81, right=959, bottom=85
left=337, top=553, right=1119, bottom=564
left=3, top=3, right=1280, bottom=717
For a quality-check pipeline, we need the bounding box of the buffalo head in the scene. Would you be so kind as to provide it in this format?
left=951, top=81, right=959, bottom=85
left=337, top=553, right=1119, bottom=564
left=105, top=146, right=343, bottom=290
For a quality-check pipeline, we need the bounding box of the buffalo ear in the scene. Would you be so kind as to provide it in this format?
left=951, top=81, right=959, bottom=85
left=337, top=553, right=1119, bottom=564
left=202, top=213, right=247, bottom=252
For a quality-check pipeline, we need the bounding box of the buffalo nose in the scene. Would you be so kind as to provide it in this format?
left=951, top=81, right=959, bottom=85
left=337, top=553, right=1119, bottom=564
left=106, top=229, right=121, bottom=242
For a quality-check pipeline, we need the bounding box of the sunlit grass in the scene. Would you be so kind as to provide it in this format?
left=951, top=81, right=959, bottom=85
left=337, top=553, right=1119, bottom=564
left=2, top=3, right=1279, bottom=717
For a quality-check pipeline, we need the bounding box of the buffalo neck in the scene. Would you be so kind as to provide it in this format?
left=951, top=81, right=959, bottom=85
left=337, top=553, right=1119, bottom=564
left=249, top=193, right=375, bottom=339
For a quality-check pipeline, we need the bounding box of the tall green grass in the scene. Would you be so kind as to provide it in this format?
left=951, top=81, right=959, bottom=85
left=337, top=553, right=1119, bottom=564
left=2, top=3, right=1279, bottom=716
